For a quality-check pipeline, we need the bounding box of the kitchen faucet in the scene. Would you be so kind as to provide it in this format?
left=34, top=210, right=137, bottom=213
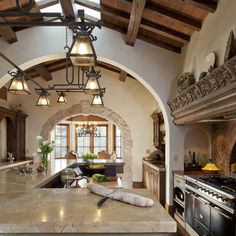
left=64, top=175, right=90, bottom=188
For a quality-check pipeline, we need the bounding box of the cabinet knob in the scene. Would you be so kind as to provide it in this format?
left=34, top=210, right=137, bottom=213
left=199, top=213, right=204, bottom=219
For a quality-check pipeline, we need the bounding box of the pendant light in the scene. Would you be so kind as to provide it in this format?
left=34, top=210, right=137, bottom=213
left=67, top=31, right=97, bottom=67
left=57, top=92, right=66, bottom=103
left=8, top=71, right=30, bottom=95
left=91, top=94, right=104, bottom=106
left=85, top=67, right=101, bottom=94
left=36, top=91, right=51, bottom=107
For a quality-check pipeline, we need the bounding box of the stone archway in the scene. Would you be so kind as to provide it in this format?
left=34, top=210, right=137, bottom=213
left=40, top=100, right=133, bottom=187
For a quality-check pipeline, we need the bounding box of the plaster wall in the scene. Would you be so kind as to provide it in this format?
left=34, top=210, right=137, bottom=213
left=181, top=0, right=236, bottom=79
left=11, top=68, right=157, bottom=182
left=0, top=25, right=211, bottom=204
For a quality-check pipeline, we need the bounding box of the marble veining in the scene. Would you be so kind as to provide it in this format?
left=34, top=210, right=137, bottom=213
left=0, top=189, right=176, bottom=233
left=0, top=160, right=176, bottom=234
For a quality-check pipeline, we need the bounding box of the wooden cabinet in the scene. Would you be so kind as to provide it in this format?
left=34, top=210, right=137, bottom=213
left=143, top=160, right=165, bottom=206
left=0, top=107, right=27, bottom=161
left=151, top=111, right=165, bottom=150
left=15, top=111, right=27, bottom=160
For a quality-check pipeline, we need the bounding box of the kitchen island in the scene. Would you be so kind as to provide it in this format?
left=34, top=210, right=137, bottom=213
left=0, top=160, right=176, bottom=235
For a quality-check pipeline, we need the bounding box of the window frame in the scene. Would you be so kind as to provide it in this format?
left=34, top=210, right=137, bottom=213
left=113, top=125, right=122, bottom=158
left=75, top=124, right=108, bottom=156
left=54, top=124, right=70, bottom=159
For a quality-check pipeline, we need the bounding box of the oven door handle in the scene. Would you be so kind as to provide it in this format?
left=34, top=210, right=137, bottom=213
left=212, top=206, right=232, bottom=220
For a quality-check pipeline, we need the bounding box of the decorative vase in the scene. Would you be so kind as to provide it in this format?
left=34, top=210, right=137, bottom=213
left=42, top=153, right=48, bottom=170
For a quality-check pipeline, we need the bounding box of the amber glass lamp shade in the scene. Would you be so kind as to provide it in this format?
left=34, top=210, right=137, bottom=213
left=8, top=72, right=30, bottom=95
left=91, top=94, right=103, bottom=106
left=85, top=77, right=100, bottom=94
left=36, top=94, right=51, bottom=107
left=57, top=92, right=66, bottom=103
left=68, top=31, right=97, bottom=67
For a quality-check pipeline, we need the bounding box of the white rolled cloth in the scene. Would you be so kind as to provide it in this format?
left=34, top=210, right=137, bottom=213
left=87, top=183, right=154, bottom=207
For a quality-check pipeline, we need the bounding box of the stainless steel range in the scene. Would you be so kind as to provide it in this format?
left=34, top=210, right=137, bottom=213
left=184, top=175, right=236, bottom=236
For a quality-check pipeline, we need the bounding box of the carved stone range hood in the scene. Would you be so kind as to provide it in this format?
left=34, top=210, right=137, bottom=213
left=168, top=56, right=236, bottom=125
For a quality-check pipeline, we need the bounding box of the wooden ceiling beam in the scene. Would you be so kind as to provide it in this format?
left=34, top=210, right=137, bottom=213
left=101, top=0, right=196, bottom=34
left=34, top=0, right=59, bottom=10
left=0, top=17, right=17, bottom=43
left=144, top=2, right=202, bottom=30
left=76, top=0, right=184, bottom=51
left=102, top=17, right=181, bottom=53
left=60, top=0, right=75, bottom=19
left=148, top=0, right=208, bottom=21
left=33, top=64, right=52, bottom=81
left=119, top=70, right=127, bottom=82
left=137, top=33, right=181, bottom=53
left=126, top=0, right=146, bottom=46
left=184, top=0, right=217, bottom=13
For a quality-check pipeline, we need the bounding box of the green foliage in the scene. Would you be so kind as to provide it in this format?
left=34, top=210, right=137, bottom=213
left=81, top=152, right=98, bottom=159
left=92, top=174, right=110, bottom=182
left=88, top=164, right=105, bottom=169
left=39, top=140, right=54, bottom=154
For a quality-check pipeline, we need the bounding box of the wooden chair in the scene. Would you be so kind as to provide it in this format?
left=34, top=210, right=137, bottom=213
left=66, top=151, right=77, bottom=160
left=98, top=150, right=109, bottom=159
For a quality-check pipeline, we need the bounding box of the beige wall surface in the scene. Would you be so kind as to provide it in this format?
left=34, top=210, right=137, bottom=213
left=181, top=0, right=235, bottom=79
left=0, top=23, right=212, bottom=204
left=8, top=68, right=157, bottom=182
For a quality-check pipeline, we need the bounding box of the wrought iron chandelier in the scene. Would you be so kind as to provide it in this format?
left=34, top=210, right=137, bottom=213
left=0, top=1, right=105, bottom=107
left=76, top=116, right=101, bottom=137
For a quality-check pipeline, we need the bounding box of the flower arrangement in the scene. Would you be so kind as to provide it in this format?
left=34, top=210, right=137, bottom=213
left=36, top=136, right=54, bottom=170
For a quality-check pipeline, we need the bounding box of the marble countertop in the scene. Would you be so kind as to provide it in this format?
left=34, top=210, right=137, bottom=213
left=0, top=159, right=176, bottom=234
left=0, top=159, right=75, bottom=191
left=0, top=160, right=33, bottom=171
left=0, top=188, right=176, bottom=234
left=143, top=160, right=166, bottom=171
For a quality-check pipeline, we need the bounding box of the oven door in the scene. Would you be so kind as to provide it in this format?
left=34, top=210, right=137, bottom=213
left=211, top=205, right=235, bottom=236
left=185, top=189, right=195, bottom=228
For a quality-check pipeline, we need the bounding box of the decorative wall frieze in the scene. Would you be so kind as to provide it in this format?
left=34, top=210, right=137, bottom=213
left=168, top=56, right=236, bottom=113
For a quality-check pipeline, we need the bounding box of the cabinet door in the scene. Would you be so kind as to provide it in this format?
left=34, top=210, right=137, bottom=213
left=194, top=196, right=210, bottom=229
left=210, top=206, right=235, bottom=236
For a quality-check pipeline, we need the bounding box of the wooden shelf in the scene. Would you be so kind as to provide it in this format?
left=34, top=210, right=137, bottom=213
left=168, top=56, right=236, bottom=125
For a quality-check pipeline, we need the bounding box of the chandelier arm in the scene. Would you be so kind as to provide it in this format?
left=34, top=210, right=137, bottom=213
left=0, top=52, right=44, bottom=89
left=66, top=55, right=69, bottom=84
left=77, top=66, right=80, bottom=86
left=82, top=67, right=85, bottom=86
left=71, top=64, right=75, bottom=84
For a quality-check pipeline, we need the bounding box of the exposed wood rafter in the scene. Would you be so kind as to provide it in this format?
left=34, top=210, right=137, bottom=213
left=0, top=17, right=17, bottom=43
left=119, top=70, right=127, bottom=82
left=126, top=0, right=146, bottom=46
left=34, top=0, right=59, bottom=10
left=60, top=0, right=75, bottom=19
left=75, top=0, right=183, bottom=53
left=33, top=64, right=52, bottom=81
left=145, top=1, right=202, bottom=30
left=184, top=0, right=217, bottom=13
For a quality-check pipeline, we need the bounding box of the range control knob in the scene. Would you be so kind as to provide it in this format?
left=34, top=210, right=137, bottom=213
left=222, top=197, right=228, bottom=203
